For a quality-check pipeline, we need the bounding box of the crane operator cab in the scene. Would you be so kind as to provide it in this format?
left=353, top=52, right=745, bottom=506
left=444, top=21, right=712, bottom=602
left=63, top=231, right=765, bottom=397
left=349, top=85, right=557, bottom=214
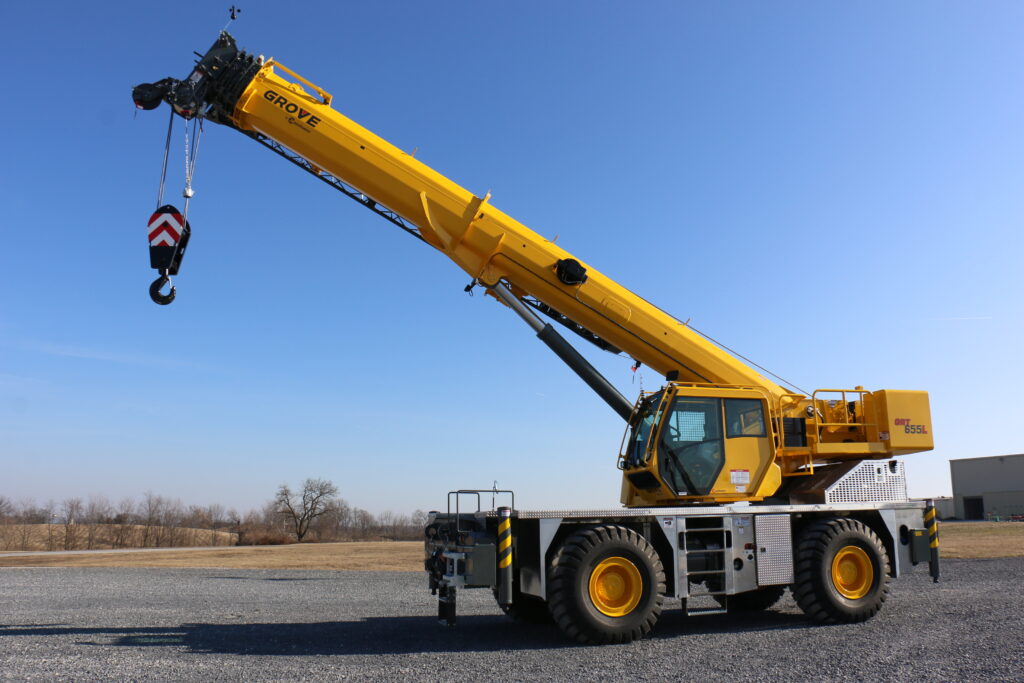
left=619, top=385, right=782, bottom=506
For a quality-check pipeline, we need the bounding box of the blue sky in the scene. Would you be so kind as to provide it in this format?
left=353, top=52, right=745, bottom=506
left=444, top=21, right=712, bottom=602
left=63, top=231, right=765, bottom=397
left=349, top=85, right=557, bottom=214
left=2, top=2, right=1021, bottom=515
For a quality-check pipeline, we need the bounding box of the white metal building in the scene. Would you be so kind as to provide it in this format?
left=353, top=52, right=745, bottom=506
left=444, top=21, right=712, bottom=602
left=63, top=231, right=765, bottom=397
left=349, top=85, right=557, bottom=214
left=949, top=454, right=1024, bottom=520
left=931, top=496, right=955, bottom=520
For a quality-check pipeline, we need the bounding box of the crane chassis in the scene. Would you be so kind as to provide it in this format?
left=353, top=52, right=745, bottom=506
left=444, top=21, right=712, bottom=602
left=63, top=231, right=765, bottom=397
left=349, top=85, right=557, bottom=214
left=426, top=460, right=938, bottom=644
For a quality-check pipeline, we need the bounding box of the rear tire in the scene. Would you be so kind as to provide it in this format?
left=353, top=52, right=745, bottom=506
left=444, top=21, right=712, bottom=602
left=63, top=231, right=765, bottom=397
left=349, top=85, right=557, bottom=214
left=793, top=517, right=890, bottom=624
left=493, top=588, right=552, bottom=624
left=547, top=525, right=665, bottom=644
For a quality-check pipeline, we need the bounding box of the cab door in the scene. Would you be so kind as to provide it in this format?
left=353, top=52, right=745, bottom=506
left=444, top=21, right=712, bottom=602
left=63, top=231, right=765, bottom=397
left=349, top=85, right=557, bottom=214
left=710, top=398, right=774, bottom=498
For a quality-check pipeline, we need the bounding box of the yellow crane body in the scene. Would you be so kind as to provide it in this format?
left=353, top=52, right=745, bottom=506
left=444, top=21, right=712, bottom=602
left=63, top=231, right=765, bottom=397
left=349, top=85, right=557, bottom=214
left=132, top=29, right=940, bottom=645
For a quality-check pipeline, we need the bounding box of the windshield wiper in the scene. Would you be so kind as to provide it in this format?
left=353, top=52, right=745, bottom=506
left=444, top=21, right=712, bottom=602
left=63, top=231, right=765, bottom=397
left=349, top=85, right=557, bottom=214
left=659, top=438, right=699, bottom=494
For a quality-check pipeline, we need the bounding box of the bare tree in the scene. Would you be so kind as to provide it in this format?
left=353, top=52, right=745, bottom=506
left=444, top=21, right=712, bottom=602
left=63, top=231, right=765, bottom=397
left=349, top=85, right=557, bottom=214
left=377, top=510, right=396, bottom=540
left=224, top=508, right=241, bottom=546
left=162, top=498, right=185, bottom=547
left=42, top=500, right=58, bottom=551
left=112, top=497, right=135, bottom=548
left=84, top=495, right=111, bottom=549
left=15, top=499, right=41, bottom=550
left=275, top=478, right=339, bottom=542
left=310, top=499, right=352, bottom=541
left=206, top=504, right=226, bottom=544
left=0, top=497, right=13, bottom=550
left=61, top=498, right=84, bottom=550
left=352, top=508, right=375, bottom=540
left=0, top=497, right=14, bottom=550
left=140, top=492, right=164, bottom=547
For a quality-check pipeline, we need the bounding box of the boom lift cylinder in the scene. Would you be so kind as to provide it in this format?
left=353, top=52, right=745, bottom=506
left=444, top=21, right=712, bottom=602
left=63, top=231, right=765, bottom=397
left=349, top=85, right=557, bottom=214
left=491, top=283, right=633, bottom=421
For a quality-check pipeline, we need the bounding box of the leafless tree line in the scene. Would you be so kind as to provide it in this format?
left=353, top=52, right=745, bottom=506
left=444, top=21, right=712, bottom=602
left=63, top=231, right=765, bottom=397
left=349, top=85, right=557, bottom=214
left=0, top=481, right=429, bottom=550
left=0, top=493, right=238, bottom=551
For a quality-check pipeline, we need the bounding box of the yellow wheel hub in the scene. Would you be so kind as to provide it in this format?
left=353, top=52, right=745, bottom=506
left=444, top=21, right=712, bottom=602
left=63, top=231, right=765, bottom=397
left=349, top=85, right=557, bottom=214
left=589, top=556, right=643, bottom=617
left=831, top=545, right=874, bottom=599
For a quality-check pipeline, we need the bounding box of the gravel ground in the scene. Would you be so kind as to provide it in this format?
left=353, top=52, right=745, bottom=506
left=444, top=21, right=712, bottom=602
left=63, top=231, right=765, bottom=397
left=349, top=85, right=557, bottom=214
left=1, top=559, right=1020, bottom=682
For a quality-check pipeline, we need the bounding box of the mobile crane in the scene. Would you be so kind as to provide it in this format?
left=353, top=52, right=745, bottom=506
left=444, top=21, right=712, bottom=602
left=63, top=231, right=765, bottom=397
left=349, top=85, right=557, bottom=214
left=133, top=30, right=939, bottom=644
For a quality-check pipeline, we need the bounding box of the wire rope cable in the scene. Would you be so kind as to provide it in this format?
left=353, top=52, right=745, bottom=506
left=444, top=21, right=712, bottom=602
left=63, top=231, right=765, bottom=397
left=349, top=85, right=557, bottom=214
left=685, top=323, right=810, bottom=396
left=155, top=108, right=175, bottom=208
left=181, top=116, right=203, bottom=225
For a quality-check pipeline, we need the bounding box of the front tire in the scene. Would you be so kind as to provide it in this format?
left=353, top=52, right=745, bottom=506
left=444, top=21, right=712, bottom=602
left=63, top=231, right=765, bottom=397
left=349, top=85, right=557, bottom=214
left=547, top=525, right=665, bottom=644
left=793, top=517, right=890, bottom=624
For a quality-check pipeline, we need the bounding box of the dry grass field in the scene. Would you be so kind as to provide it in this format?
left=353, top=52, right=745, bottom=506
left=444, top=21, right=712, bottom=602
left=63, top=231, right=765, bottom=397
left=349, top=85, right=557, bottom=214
left=934, top=521, right=1024, bottom=559
left=0, top=522, right=1019, bottom=570
left=0, top=541, right=422, bottom=570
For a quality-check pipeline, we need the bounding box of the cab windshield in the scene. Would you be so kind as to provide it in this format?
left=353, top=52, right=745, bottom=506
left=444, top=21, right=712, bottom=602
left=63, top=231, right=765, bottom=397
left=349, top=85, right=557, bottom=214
left=624, top=392, right=662, bottom=468
left=657, top=396, right=724, bottom=496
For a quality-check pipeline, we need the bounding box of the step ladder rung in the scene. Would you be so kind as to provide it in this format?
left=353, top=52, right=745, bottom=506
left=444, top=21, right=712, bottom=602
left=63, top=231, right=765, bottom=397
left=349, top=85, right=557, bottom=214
left=686, top=606, right=727, bottom=616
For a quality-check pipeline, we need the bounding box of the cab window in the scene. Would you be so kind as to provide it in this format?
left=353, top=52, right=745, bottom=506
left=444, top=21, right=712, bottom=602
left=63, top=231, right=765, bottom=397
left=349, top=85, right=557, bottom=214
left=625, top=392, right=662, bottom=467
left=725, top=398, right=766, bottom=438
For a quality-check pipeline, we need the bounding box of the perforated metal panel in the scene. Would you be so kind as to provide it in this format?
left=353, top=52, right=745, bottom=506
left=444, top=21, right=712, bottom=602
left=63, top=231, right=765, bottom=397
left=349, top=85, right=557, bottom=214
left=754, top=515, right=793, bottom=586
left=825, top=460, right=908, bottom=504
left=675, top=410, right=707, bottom=440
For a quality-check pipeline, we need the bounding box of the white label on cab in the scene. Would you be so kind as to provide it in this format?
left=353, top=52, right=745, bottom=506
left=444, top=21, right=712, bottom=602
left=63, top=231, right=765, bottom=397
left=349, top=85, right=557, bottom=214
left=730, top=469, right=751, bottom=485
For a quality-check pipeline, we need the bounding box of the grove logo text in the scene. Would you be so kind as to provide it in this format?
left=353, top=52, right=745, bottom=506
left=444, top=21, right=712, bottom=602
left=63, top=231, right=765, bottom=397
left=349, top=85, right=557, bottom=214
left=263, top=90, right=321, bottom=128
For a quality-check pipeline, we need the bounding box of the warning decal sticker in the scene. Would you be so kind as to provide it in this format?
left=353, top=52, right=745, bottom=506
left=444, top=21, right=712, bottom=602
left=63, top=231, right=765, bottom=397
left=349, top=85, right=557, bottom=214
left=730, top=469, right=751, bottom=485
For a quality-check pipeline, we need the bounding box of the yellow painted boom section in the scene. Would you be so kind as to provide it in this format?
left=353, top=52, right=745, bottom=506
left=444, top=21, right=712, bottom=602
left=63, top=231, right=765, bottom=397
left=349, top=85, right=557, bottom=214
left=231, top=63, right=789, bottom=401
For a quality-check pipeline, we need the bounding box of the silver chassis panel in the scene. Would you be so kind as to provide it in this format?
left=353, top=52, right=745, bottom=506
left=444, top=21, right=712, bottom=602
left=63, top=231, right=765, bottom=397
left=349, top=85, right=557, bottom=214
left=475, top=500, right=926, bottom=520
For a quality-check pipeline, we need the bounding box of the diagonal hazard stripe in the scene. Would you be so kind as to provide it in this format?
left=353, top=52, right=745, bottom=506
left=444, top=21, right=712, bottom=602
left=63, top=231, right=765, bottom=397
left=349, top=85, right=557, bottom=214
left=148, top=212, right=184, bottom=230
left=148, top=226, right=181, bottom=244
left=150, top=236, right=175, bottom=247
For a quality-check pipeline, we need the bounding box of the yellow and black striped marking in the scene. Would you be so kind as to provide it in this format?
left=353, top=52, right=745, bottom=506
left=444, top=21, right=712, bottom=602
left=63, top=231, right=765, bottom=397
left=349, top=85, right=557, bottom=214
left=925, top=506, right=939, bottom=549
left=498, top=517, right=513, bottom=569
left=926, top=501, right=940, bottom=583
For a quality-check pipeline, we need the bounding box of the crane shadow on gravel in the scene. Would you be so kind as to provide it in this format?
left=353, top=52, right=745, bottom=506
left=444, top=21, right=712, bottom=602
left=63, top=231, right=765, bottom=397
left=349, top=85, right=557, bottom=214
left=0, top=610, right=812, bottom=656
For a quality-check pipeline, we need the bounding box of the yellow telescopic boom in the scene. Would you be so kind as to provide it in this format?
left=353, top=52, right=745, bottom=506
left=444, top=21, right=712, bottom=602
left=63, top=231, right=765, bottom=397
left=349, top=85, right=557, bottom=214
left=230, top=62, right=788, bottom=401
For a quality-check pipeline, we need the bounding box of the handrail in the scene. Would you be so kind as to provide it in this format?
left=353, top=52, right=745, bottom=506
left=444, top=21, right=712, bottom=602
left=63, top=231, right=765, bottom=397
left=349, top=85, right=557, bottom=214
left=811, top=388, right=876, bottom=427
left=265, top=60, right=333, bottom=106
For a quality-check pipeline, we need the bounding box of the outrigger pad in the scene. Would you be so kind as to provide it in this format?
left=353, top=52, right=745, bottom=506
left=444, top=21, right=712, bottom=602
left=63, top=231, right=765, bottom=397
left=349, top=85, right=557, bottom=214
left=147, top=204, right=191, bottom=275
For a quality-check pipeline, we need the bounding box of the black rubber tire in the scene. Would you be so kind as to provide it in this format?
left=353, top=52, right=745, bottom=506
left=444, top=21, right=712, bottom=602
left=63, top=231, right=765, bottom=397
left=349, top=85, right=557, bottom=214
left=547, top=524, right=665, bottom=644
left=793, top=517, right=891, bottom=624
left=493, top=588, right=552, bottom=624
left=715, top=585, right=787, bottom=611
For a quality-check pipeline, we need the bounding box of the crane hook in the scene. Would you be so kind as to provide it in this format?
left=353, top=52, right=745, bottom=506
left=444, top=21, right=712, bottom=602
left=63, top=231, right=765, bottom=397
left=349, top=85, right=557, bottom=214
left=149, top=274, right=176, bottom=305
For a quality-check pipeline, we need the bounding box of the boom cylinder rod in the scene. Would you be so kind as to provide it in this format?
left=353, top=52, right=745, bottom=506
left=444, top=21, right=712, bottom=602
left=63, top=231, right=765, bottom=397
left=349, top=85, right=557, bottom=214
left=492, top=284, right=634, bottom=422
